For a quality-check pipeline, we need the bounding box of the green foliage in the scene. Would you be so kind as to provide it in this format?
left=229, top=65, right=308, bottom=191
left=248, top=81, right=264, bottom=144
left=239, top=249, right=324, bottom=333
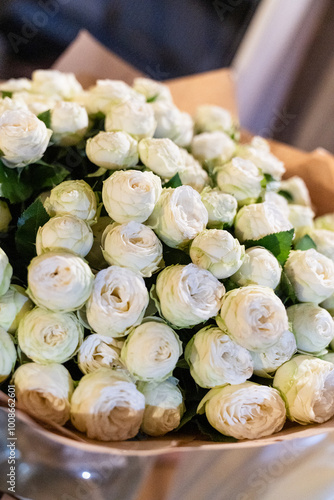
left=294, top=234, right=317, bottom=251
left=15, top=197, right=50, bottom=261
left=37, top=109, right=51, bottom=129
left=244, top=229, right=294, bottom=265
left=164, top=172, right=182, bottom=188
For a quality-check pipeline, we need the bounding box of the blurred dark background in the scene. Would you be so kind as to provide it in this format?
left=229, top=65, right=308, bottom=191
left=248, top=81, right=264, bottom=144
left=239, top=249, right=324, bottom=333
left=0, top=0, right=261, bottom=79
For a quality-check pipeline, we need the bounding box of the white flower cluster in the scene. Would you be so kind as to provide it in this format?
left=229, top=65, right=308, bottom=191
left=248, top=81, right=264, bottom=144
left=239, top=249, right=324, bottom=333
left=2, top=71, right=334, bottom=444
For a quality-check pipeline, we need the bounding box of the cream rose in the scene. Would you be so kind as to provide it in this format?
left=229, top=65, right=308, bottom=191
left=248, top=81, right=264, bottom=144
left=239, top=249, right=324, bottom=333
left=36, top=214, right=94, bottom=258
left=27, top=251, right=94, bottom=312
left=105, top=98, right=156, bottom=140
left=191, top=131, right=236, bottom=162
left=102, top=169, right=162, bottom=224
left=70, top=368, right=145, bottom=441
left=235, top=201, right=293, bottom=242
left=274, top=355, right=334, bottom=424
left=120, top=320, right=182, bottom=381
left=284, top=249, right=334, bottom=303
left=50, top=101, right=88, bottom=146
left=101, top=221, right=163, bottom=277
left=18, top=307, right=84, bottom=364
left=86, top=131, right=138, bottom=170
left=190, top=229, right=245, bottom=279
left=0, top=109, right=52, bottom=168
left=138, top=137, right=182, bottom=179
left=217, top=285, right=289, bottom=351
left=86, top=266, right=149, bottom=338
left=138, top=377, right=185, bottom=436
left=201, top=187, right=237, bottom=229
left=287, top=303, right=334, bottom=355
left=0, top=248, right=13, bottom=296
left=147, top=186, right=208, bottom=249
left=31, top=69, right=82, bottom=99
left=78, top=334, right=125, bottom=374
left=155, top=264, right=225, bottom=327
left=198, top=382, right=286, bottom=440
left=250, top=329, right=297, bottom=378
left=231, top=246, right=282, bottom=289
left=44, top=180, right=97, bottom=224
left=185, top=326, right=253, bottom=388
left=13, top=362, right=74, bottom=425
left=0, top=285, right=33, bottom=333
left=0, top=327, right=16, bottom=383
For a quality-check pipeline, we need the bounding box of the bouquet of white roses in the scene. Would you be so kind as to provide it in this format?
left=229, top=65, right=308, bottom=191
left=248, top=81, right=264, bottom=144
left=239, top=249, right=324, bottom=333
left=1, top=70, right=334, bottom=443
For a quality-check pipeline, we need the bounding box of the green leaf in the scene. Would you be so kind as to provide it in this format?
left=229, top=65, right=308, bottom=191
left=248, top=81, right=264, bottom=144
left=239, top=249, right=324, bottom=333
left=261, top=173, right=276, bottom=189
left=37, top=109, right=51, bottom=129
left=146, top=94, right=159, bottom=103
left=276, top=271, right=298, bottom=305
left=0, top=160, right=33, bottom=203
left=176, top=358, right=189, bottom=369
left=164, top=173, right=182, bottom=189
left=278, top=189, right=294, bottom=202
left=30, top=161, right=70, bottom=190
left=1, top=91, right=13, bottom=98
left=244, top=228, right=294, bottom=265
left=15, top=198, right=50, bottom=261
left=196, top=415, right=237, bottom=442
left=175, top=401, right=198, bottom=431
left=294, top=234, right=317, bottom=251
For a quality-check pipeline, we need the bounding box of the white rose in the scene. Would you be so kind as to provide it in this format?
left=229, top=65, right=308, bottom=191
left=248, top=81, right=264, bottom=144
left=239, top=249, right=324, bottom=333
left=44, top=180, right=97, bottom=224
left=250, top=329, right=297, bottom=378
left=288, top=204, right=315, bottom=231
left=13, top=362, right=73, bottom=425
left=216, top=157, right=263, bottom=205
left=0, top=96, right=28, bottom=115
left=320, top=293, right=334, bottom=316
left=185, top=325, right=253, bottom=388
left=0, top=327, right=16, bottom=383
left=198, top=382, right=286, bottom=440
left=237, top=137, right=285, bottom=182
left=70, top=368, right=145, bottom=441
left=0, top=247, right=13, bottom=296
left=101, top=221, right=163, bottom=277
left=138, top=137, right=182, bottom=179
left=0, top=78, right=31, bottom=92
left=121, top=320, right=182, bottom=381
left=12, top=91, right=58, bottom=115
left=83, top=79, right=143, bottom=115
left=217, top=285, right=289, bottom=351
left=280, top=176, right=312, bottom=206
left=0, top=200, right=12, bottom=233
left=194, top=105, right=234, bottom=135
left=231, top=246, right=282, bottom=289
left=78, top=334, right=125, bottom=375
left=105, top=98, right=156, bottom=140
left=0, top=285, right=33, bottom=333
left=287, top=303, right=334, bottom=355
left=284, top=249, right=334, bottom=303
left=201, top=187, right=237, bottom=229
left=178, top=149, right=209, bottom=192
left=18, top=307, right=84, bottom=364
left=235, top=202, right=293, bottom=242
left=315, top=213, right=334, bottom=231
left=172, top=112, right=194, bottom=148
left=264, top=191, right=290, bottom=217
left=190, top=229, right=245, bottom=279
left=0, top=110, right=52, bottom=168
left=36, top=214, right=93, bottom=258
left=306, top=229, right=334, bottom=262
left=138, top=377, right=185, bottom=436
left=274, top=355, right=334, bottom=424
left=147, top=186, right=208, bottom=249
left=50, top=101, right=88, bottom=146
left=86, top=266, right=149, bottom=338
left=155, top=264, right=225, bottom=327
left=191, top=131, right=236, bottom=162
left=31, top=69, right=82, bottom=99
left=27, top=251, right=94, bottom=312
left=150, top=101, right=184, bottom=140
left=132, top=77, right=173, bottom=103
left=102, top=169, right=162, bottom=224
left=85, top=216, right=112, bottom=271
left=86, top=131, right=138, bottom=170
